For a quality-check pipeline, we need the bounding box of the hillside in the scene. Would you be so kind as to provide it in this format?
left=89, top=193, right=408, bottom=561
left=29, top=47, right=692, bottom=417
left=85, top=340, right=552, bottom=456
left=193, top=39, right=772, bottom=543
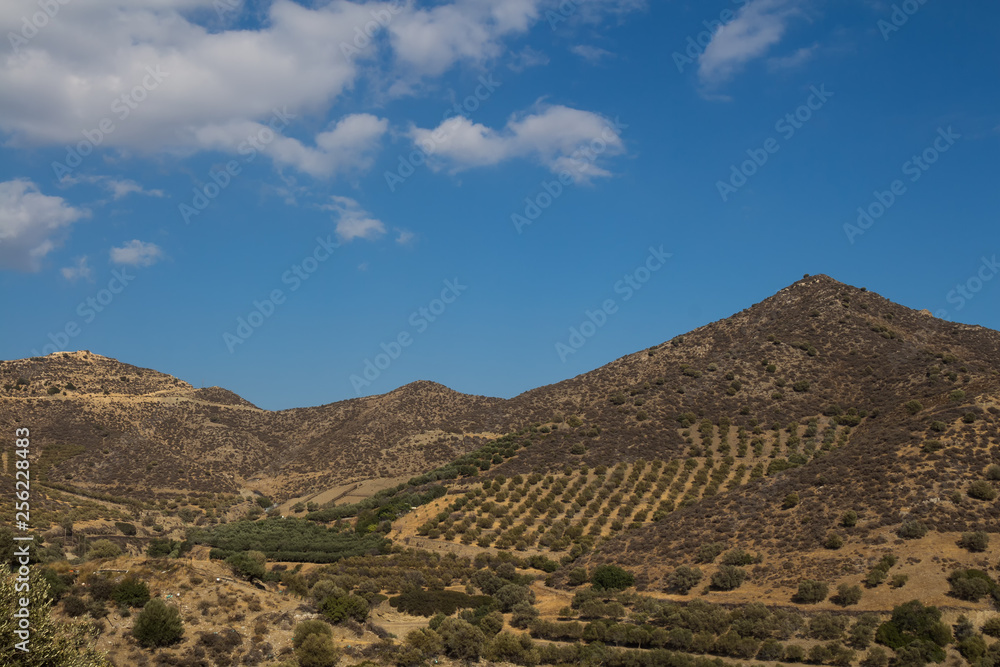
left=6, top=274, right=1000, bottom=667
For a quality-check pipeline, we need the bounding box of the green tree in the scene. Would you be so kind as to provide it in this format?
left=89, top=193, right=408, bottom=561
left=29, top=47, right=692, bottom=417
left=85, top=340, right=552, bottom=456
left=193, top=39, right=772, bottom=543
left=710, top=565, right=747, bottom=591
left=665, top=566, right=703, bottom=594
left=226, top=550, right=266, bottom=580
left=0, top=569, right=111, bottom=666
left=132, top=599, right=184, bottom=647
left=296, top=632, right=340, bottom=667
left=112, top=578, right=150, bottom=608
left=793, top=579, right=829, bottom=604
left=590, top=564, right=634, bottom=591
left=293, top=619, right=333, bottom=648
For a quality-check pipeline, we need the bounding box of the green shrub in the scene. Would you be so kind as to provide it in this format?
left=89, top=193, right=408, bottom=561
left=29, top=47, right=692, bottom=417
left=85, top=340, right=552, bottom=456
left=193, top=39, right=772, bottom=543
left=824, top=533, right=845, bottom=550
left=709, top=565, right=746, bottom=591
left=832, top=584, right=863, bottom=607
left=947, top=569, right=999, bottom=602
left=321, top=594, right=369, bottom=624
left=986, top=465, right=1000, bottom=481
left=957, top=531, right=989, bottom=553
left=840, top=510, right=858, bottom=527
left=293, top=619, right=333, bottom=648
left=591, top=564, right=634, bottom=591
left=665, top=566, right=702, bottom=594
left=695, top=542, right=724, bottom=563
left=86, top=539, right=122, bottom=560
left=897, top=521, right=928, bottom=539
left=226, top=550, right=266, bottom=580
left=782, top=493, right=799, bottom=509
left=793, top=380, right=810, bottom=392
left=114, top=522, right=137, bottom=536
left=793, top=580, right=829, bottom=604
left=112, top=578, right=150, bottom=608
left=132, top=599, right=183, bottom=647
left=968, top=481, right=997, bottom=501
left=981, top=617, right=1000, bottom=638
left=296, top=632, right=340, bottom=667
left=904, top=400, right=923, bottom=415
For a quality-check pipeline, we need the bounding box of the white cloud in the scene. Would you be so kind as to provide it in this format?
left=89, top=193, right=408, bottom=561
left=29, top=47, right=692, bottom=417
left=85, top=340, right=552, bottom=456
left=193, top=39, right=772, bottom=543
left=411, top=104, right=625, bottom=182
left=110, top=239, right=163, bottom=267
left=570, top=44, right=614, bottom=63
left=61, top=175, right=165, bottom=200
left=507, top=45, right=549, bottom=72
left=325, top=196, right=386, bottom=242
left=0, top=179, right=89, bottom=271
left=767, top=44, right=818, bottom=71
left=698, top=0, right=803, bottom=86
left=0, top=0, right=644, bottom=179
left=395, top=229, right=416, bottom=245
left=61, top=256, right=93, bottom=282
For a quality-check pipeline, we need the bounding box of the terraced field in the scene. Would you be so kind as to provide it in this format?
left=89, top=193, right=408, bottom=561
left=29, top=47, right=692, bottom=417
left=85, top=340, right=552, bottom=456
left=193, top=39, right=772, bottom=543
left=401, top=415, right=860, bottom=555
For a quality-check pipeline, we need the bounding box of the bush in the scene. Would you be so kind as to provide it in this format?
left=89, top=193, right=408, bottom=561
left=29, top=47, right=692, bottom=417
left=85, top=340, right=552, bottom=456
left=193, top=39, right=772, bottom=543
left=793, top=580, right=829, bottom=604
left=321, top=594, right=369, bottom=624
left=957, top=531, right=989, bottom=553
left=112, top=578, right=150, bottom=608
left=695, top=542, right=724, bottom=563
left=86, top=539, right=122, bottom=560
left=567, top=568, right=588, bottom=586
left=665, top=566, right=702, bottom=594
left=793, top=380, right=810, bottom=392
left=782, top=493, right=799, bottom=509
left=904, top=400, right=923, bottom=415
left=438, top=617, right=487, bottom=661
left=293, top=619, right=333, bottom=648
left=985, top=465, right=1000, bottom=481
left=897, top=521, right=928, bottom=539
left=720, top=548, right=759, bottom=566
left=948, top=569, right=999, bottom=602
left=841, top=510, right=858, bottom=527
left=114, top=522, right=137, bottom=536
left=132, top=599, right=183, bottom=647
left=824, top=533, right=844, bottom=550
left=62, top=594, right=88, bottom=617
left=591, top=564, right=634, bottom=591
left=832, top=584, right=862, bottom=607
left=710, top=565, right=746, bottom=591
left=968, top=481, right=997, bottom=501
left=296, top=632, right=340, bottom=667
left=226, top=550, right=266, bottom=580
left=981, top=617, right=1000, bottom=638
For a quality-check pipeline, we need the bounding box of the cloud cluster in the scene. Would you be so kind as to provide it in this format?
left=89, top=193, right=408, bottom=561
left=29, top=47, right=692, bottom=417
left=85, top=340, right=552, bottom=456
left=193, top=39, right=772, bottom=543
left=0, top=179, right=89, bottom=271
left=410, top=104, right=624, bottom=182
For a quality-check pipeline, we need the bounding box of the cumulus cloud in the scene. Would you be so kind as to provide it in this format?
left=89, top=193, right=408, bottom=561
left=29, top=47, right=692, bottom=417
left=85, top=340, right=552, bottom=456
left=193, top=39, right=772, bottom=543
left=110, top=239, right=163, bottom=267
left=410, top=104, right=625, bottom=182
left=0, top=179, right=89, bottom=271
left=61, top=256, right=93, bottom=282
left=325, top=196, right=386, bottom=242
left=698, top=0, right=803, bottom=86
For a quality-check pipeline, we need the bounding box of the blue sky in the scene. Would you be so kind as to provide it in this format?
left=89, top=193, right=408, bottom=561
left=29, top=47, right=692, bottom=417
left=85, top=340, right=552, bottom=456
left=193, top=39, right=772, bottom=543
left=1, top=0, right=997, bottom=410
